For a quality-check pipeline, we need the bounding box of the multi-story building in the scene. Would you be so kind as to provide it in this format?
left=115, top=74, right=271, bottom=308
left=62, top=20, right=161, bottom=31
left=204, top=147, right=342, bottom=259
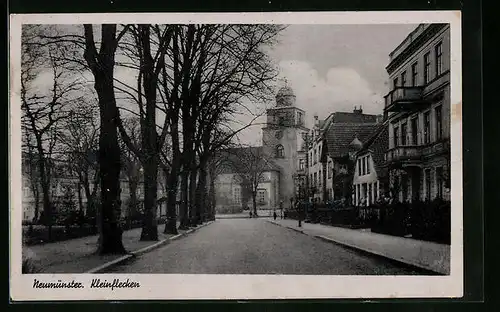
left=322, top=121, right=380, bottom=204
left=383, top=23, right=451, bottom=202
left=305, top=108, right=380, bottom=202
left=352, top=121, right=389, bottom=206
left=214, top=85, right=310, bottom=212
left=22, top=155, right=167, bottom=222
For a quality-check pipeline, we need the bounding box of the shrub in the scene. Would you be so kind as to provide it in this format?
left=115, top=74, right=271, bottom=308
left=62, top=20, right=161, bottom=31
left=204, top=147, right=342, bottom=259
left=22, top=258, right=43, bottom=274
left=411, top=199, right=450, bottom=244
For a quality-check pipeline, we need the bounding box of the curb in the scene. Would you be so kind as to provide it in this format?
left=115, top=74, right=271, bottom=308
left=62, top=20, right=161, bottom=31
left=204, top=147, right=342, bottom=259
left=85, top=220, right=215, bottom=273
left=266, top=221, right=445, bottom=275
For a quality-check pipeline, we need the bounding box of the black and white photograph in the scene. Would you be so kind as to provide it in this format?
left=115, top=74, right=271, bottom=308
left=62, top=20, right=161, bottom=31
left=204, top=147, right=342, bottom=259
left=9, top=12, right=463, bottom=300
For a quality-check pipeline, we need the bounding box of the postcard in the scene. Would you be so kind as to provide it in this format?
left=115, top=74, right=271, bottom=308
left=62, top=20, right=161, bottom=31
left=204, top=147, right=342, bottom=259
left=9, top=11, right=462, bottom=301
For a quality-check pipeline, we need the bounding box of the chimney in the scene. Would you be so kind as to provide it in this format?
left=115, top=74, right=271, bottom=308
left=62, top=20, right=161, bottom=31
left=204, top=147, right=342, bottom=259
left=353, top=106, right=363, bottom=114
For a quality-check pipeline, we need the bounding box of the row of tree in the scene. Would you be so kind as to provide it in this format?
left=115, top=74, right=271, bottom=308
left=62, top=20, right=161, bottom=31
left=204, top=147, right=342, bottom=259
left=21, top=24, right=284, bottom=254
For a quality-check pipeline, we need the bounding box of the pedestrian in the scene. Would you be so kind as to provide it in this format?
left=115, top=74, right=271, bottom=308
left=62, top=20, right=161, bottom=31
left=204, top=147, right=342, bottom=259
left=249, top=211, right=252, bottom=218
left=273, top=211, right=277, bottom=220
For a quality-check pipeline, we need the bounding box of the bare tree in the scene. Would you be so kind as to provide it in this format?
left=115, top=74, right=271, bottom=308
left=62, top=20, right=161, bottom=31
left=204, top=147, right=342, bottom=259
left=21, top=25, right=83, bottom=238
left=59, top=100, right=100, bottom=223
left=113, top=24, right=175, bottom=240
left=176, top=24, right=283, bottom=226
left=22, top=130, right=41, bottom=222
left=119, top=117, right=143, bottom=228
left=226, top=147, right=274, bottom=216
left=83, top=24, right=130, bottom=254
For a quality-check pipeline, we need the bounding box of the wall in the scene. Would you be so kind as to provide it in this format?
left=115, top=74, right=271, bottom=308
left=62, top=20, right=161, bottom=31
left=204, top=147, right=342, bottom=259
left=262, top=120, right=301, bottom=209
left=352, top=152, right=381, bottom=206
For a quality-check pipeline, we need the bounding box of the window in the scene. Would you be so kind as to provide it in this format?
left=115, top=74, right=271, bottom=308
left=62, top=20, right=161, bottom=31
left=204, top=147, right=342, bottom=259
left=368, top=183, right=372, bottom=206
left=394, top=126, right=399, bottom=147
left=366, top=156, right=371, bottom=174
left=436, top=167, right=443, bottom=199
left=313, top=149, right=317, bottom=164
left=411, top=62, right=418, bottom=86
left=314, top=172, right=317, bottom=187
left=424, top=111, right=431, bottom=144
left=363, top=157, right=367, bottom=175
left=297, top=111, right=304, bottom=125
left=318, top=170, right=322, bottom=187
left=435, top=105, right=443, bottom=140
left=327, top=161, right=333, bottom=179
left=424, top=52, right=431, bottom=84
left=257, top=190, right=266, bottom=203
left=424, top=169, right=432, bottom=200
left=401, top=122, right=408, bottom=146
left=393, top=77, right=399, bottom=89
left=358, top=159, right=362, bottom=176
left=435, top=42, right=443, bottom=76
left=298, top=159, right=304, bottom=171
left=401, top=71, right=407, bottom=87
left=278, top=116, right=285, bottom=126
left=411, top=117, right=419, bottom=145
left=233, top=187, right=241, bottom=204
left=276, top=145, right=284, bottom=158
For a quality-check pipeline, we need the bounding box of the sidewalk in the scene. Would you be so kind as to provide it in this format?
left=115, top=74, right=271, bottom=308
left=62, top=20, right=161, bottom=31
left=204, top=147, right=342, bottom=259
left=268, top=219, right=450, bottom=275
left=23, top=221, right=211, bottom=273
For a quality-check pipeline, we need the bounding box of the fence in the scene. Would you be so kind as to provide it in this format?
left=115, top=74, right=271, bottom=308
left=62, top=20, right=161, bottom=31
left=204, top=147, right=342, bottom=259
left=285, top=199, right=451, bottom=244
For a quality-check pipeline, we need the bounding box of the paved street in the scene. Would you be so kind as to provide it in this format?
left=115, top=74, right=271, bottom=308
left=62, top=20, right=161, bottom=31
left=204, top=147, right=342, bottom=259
left=107, top=218, right=420, bottom=275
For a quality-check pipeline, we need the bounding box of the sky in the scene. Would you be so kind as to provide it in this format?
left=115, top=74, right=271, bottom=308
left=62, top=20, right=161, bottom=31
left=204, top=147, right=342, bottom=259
left=27, top=24, right=418, bottom=148
left=235, top=24, right=418, bottom=146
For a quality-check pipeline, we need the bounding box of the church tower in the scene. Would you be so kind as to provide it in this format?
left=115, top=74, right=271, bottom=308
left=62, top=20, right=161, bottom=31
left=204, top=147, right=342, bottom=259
left=262, top=85, right=309, bottom=209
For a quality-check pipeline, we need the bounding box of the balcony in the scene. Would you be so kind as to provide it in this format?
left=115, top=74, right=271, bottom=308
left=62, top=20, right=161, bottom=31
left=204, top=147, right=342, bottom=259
left=421, top=140, right=450, bottom=156
left=385, top=140, right=450, bottom=166
left=385, top=145, right=423, bottom=165
left=384, top=86, right=428, bottom=112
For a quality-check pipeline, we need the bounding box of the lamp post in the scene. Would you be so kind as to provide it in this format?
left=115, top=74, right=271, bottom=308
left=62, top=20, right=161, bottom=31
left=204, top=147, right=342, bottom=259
left=300, top=131, right=314, bottom=227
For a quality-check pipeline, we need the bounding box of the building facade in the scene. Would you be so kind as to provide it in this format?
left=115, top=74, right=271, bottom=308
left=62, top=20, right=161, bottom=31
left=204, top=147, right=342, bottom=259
left=304, top=108, right=380, bottom=203
left=22, top=156, right=167, bottom=222
left=352, top=122, right=389, bottom=206
left=383, top=23, right=451, bottom=202
left=214, top=86, right=309, bottom=212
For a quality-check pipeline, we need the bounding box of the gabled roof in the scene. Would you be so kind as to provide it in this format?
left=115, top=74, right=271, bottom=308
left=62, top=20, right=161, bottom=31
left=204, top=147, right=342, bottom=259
left=331, top=111, right=379, bottom=124
left=356, top=121, right=389, bottom=175
left=324, top=123, right=380, bottom=159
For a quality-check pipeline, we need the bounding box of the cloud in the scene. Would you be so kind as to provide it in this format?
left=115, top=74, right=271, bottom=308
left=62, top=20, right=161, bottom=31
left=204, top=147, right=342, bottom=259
left=278, top=60, right=384, bottom=127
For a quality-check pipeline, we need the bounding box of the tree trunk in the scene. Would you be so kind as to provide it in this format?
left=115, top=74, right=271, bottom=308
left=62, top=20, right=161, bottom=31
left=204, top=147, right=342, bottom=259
left=164, top=164, right=179, bottom=235
left=208, top=165, right=216, bottom=220
left=188, top=165, right=198, bottom=226
left=195, top=163, right=207, bottom=224
left=127, top=179, right=138, bottom=229
left=252, top=193, right=257, bottom=217
left=179, top=169, right=190, bottom=229
left=32, top=185, right=40, bottom=223
left=140, top=158, right=158, bottom=241
left=40, top=177, right=52, bottom=239
left=77, top=181, right=83, bottom=214
left=128, top=180, right=139, bottom=216
left=138, top=24, right=160, bottom=241
left=84, top=24, right=126, bottom=254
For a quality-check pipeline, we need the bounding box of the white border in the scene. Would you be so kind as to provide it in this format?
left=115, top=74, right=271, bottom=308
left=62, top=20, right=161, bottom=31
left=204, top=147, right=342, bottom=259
left=9, top=11, right=463, bottom=301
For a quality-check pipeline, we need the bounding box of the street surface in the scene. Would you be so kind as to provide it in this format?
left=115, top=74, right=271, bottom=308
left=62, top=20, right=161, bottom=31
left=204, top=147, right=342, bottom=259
left=107, top=218, right=420, bottom=274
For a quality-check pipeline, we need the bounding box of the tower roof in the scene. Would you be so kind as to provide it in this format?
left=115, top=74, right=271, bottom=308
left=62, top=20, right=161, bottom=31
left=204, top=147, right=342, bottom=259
left=275, top=86, right=296, bottom=107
